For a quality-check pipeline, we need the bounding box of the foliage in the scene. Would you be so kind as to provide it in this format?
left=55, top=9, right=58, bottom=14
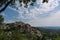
left=0, top=15, right=4, bottom=23
left=0, top=23, right=41, bottom=40
left=0, top=0, right=49, bottom=13
left=0, top=0, right=36, bottom=13
left=0, top=15, right=4, bottom=28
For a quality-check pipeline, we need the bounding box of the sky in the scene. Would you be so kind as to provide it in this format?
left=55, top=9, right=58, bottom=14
left=2, top=0, right=60, bottom=26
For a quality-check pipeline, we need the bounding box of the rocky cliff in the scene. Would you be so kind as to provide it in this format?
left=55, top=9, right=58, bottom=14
left=0, top=22, right=42, bottom=40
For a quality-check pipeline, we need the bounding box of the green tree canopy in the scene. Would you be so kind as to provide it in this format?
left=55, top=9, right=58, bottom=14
left=0, top=0, right=36, bottom=13
left=0, top=15, right=4, bottom=24
left=0, top=0, right=49, bottom=13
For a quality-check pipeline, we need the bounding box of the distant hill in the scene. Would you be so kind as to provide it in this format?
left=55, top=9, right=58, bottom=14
left=36, top=27, right=60, bottom=33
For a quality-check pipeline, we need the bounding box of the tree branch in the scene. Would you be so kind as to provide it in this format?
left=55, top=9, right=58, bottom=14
left=0, top=0, right=12, bottom=13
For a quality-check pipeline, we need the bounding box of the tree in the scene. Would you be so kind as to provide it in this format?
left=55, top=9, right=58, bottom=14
left=42, top=0, right=48, bottom=3
left=0, top=0, right=36, bottom=13
left=0, top=15, right=4, bottom=24
left=0, top=0, right=49, bottom=13
left=0, top=15, right=4, bottom=29
left=0, top=0, right=12, bottom=13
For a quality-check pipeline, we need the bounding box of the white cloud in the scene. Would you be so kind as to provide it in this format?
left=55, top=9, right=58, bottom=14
left=16, top=0, right=59, bottom=19
left=15, top=0, right=59, bottom=26
left=27, top=11, right=60, bottom=26
left=9, top=0, right=60, bottom=26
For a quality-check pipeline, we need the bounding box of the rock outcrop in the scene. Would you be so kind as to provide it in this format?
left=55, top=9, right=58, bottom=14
left=1, top=22, right=42, bottom=37
left=0, top=22, right=57, bottom=40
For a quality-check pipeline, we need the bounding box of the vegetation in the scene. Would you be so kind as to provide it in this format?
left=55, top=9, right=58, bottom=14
left=0, top=21, right=60, bottom=40
left=0, top=21, right=42, bottom=40
left=0, top=23, right=60, bottom=40
left=0, top=15, right=4, bottom=24
left=0, top=0, right=60, bottom=40
left=0, top=0, right=49, bottom=13
left=0, top=0, right=36, bottom=13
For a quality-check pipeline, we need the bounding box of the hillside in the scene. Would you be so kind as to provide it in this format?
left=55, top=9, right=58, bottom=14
left=0, top=22, right=42, bottom=40
left=1, top=22, right=60, bottom=40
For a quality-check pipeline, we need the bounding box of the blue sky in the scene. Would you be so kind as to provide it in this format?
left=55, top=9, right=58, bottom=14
left=2, top=0, right=60, bottom=26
